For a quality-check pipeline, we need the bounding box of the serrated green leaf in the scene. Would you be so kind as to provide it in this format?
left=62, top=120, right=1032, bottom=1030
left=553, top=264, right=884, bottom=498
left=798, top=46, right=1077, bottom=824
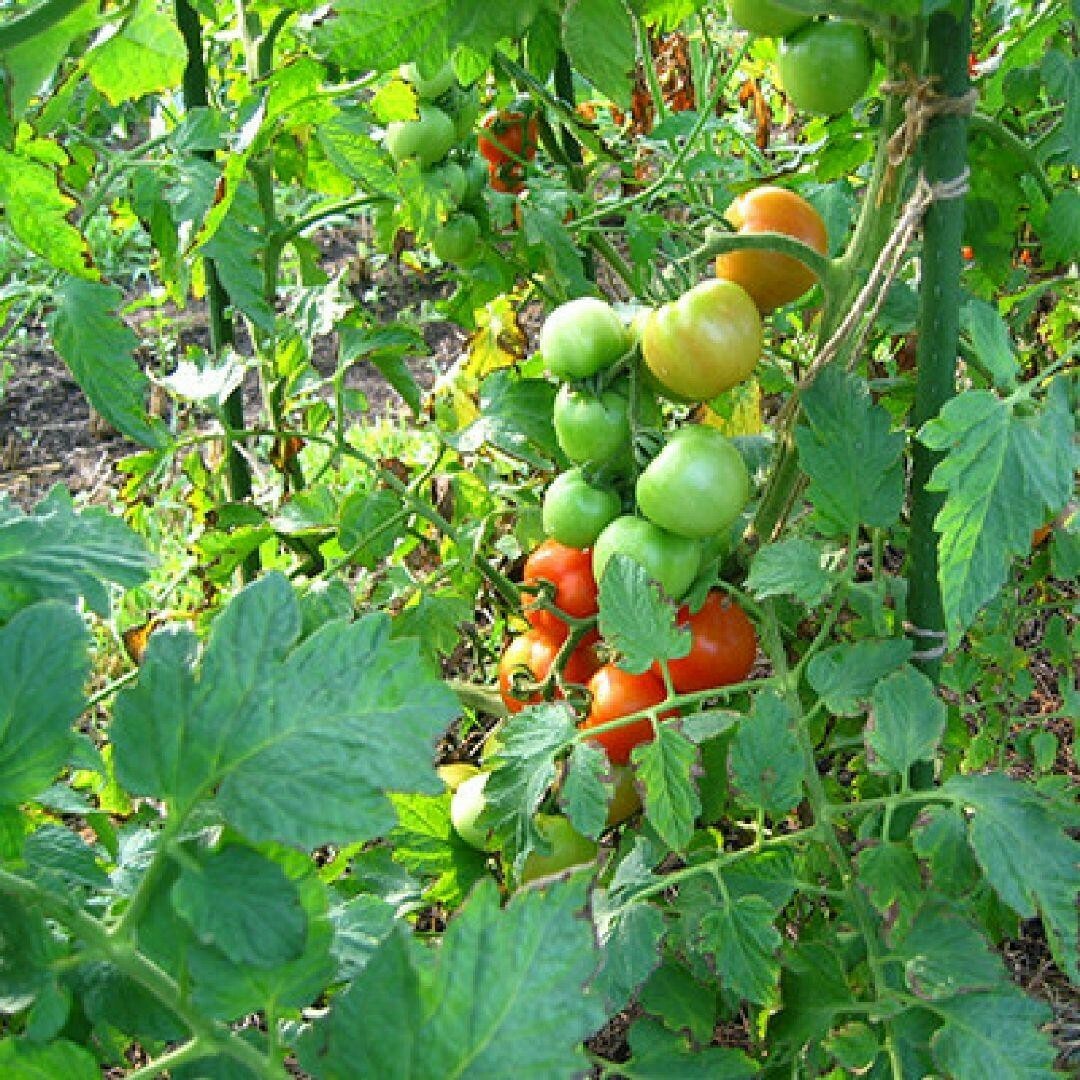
left=520, top=205, right=592, bottom=298
left=1039, top=188, right=1080, bottom=266
left=866, top=664, right=946, bottom=776
left=746, top=538, right=833, bottom=606
left=724, top=847, right=797, bottom=909
left=728, top=693, right=802, bottom=817
left=338, top=489, right=401, bottom=568
left=386, top=790, right=488, bottom=907
left=930, top=984, right=1057, bottom=1080
left=85, top=1, right=186, bottom=104
left=311, top=0, right=449, bottom=74
left=0, top=146, right=95, bottom=279
left=824, top=1021, right=880, bottom=1071
left=0, top=893, right=50, bottom=1013
left=618, top=1018, right=758, bottom=1078
left=302, top=878, right=603, bottom=1077
left=599, top=555, right=688, bottom=674
left=854, top=842, right=923, bottom=936
left=897, top=901, right=1008, bottom=1001
left=633, top=724, right=700, bottom=851
left=201, top=215, right=275, bottom=331
left=171, top=844, right=307, bottom=967
left=48, top=278, right=167, bottom=447
left=0, top=603, right=89, bottom=806
left=561, top=741, right=611, bottom=840
left=638, top=959, right=718, bottom=1043
left=111, top=574, right=454, bottom=848
left=0, top=487, right=152, bottom=621
left=24, top=825, right=108, bottom=890
left=562, top=0, right=635, bottom=108
left=806, top=638, right=913, bottom=716
left=484, top=704, right=578, bottom=869
left=0, top=1038, right=99, bottom=1079
left=769, top=941, right=856, bottom=1054
left=473, top=372, right=561, bottom=462
left=796, top=365, right=904, bottom=535
left=942, top=772, right=1079, bottom=983
left=700, top=894, right=781, bottom=1005
left=316, top=111, right=397, bottom=191
left=327, top=893, right=398, bottom=981
left=960, top=295, right=1020, bottom=389
left=921, top=379, right=1076, bottom=643
left=911, top=804, right=980, bottom=894
left=591, top=900, right=665, bottom=1012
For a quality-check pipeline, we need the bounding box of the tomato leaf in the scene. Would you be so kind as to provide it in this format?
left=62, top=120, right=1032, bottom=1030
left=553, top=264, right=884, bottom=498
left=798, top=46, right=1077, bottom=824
left=484, top=704, right=578, bottom=870
left=866, top=664, right=947, bottom=777
left=387, top=791, right=488, bottom=907
left=562, top=0, right=636, bottom=109
left=728, top=693, right=803, bottom=818
left=854, top=842, right=923, bottom=938
left=633, top=725, right=700, bottom=852
left=0, top=892, right=51, bottom=1013
left=930, top=984, right=1057, bottom=1080
left=591, top=901, right=665, bottom=1013
left=111, top=573, right=454, bottom=848
left=0, top=1039, right=99, bottom=1080
left=895, top=901, right=1008, bottom=1002
left=700, top=894, right=782, bottom=1006
left=796, top=365, right=904, bottom=536
left=310, top=0, right=449, bottom=75
left=746, top=538, right=833, bottom=607
left=0, top=603, right=89, bottom=806
left=85, top=0, right=186, bottom=105
left=806, top=638, right=912, bottom=716
left=638, top=959, right=718, bottom=1043
left=920, top=378, right=1076, bottom=645
left=48, top=278, right=168, bottom=448
left=599, top=555, right=689, bottom=675
left=298, top=878, right=604, bottom=1078
left=0, top=487, right=152, bottom=622
left=941, top=772, right=1080, bottom=984
left=561, top=741, right=611, bottom=840
left=768, top=941, right=857, bottom=1056
left=620, top=1017, right=758, bottom=1078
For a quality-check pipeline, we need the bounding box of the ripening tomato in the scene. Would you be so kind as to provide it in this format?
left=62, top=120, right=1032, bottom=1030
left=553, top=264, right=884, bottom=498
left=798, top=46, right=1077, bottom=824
left=522, top=539, right=599, bottom=637
left=714, top=186, right=828, bottom=312
left=520, top=813, right=597, bottom=883
left=386, top=104, right=456, bottom=167
left=642, top=278, right=762, bottom=401
left=776, top=21, right=874, bottom=117
left=489, top=160, right=525, bottom=194
left=498, top=627, right=600, bottom=713
left=540, top=297, right=629, bottom=380
left=636, top=425, right=750, bottom=539
left=478, top=109, right=539, bottom=167
left=653, top=591, right=757, bottom=693
left=580, top=664, right=674, bottom=765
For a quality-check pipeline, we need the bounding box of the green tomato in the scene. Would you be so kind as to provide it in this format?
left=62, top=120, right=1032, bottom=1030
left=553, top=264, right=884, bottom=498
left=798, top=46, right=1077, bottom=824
left=539, top=297, right=628, bottom=380
left=386, top=104, right=456, bottom=167
left=776, top=21, right=874, bottom=116
left=542, top=468, right=622, bottom=549
left=401, top=61, right=456, bottom=100
left=553, top=379, right=660, bottom=466
left=461, top=155, right=489, bottom=205
left=451, top=84, right=482, bottom=142
left=438, top=762, right=480, bottom=792
left=432, top=212, right=480, bottom=263
left=605, top=765, right=642, bottom=826
left=520, top=814, right=598, bottom=883
left=593, top=516, right=702, bottom=601
left=636, top=425, right=750, bottom=539
left=450, top=771, right=497, bottom=850
left=728, top=0, right=814, bottom=37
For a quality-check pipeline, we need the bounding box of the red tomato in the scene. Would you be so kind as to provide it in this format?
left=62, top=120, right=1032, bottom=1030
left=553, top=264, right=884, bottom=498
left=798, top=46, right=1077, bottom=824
left=580, top=664, right=675, bottom=765
left=478, top=110, right=539, bottom=167
left=489, top=160, right=525, bottom=194
left=498, top=628, right=601, bottom=714
left=653, top=591, right=757, bottom=693
left=522, top=539, right=599, bottom=638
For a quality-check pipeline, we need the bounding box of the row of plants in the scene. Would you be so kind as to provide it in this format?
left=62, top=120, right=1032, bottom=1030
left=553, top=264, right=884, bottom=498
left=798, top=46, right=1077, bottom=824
left=1, top=0, right=1077, bottom=1076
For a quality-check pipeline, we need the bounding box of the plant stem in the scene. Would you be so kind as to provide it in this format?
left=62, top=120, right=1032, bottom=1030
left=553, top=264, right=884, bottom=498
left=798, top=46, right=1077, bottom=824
left=906, top=4, right=972, bottom=695
left=0, top=0, right=88, bottom=50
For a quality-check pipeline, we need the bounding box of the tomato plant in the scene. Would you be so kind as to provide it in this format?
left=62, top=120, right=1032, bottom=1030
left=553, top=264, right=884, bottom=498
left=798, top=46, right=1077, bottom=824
left=653, top=591, right=757, bottom=692
left=714, top=186, right=829, bottom=312
left=542, top=468, right=622, bottom=549
left=580, top=664, right=673, bottom=764
left=636, top=425, right=750, bottom=539
left=497, top=626, right=600, bottom=713
left=521, top=539, right=599, bottom=636
left=642, top=278, right=762, bottom=401
left=776, top=20, right=875, bottom=116
left=593, top=516, right=701, bottom=600
left=539, top=297, right=629, bottom=379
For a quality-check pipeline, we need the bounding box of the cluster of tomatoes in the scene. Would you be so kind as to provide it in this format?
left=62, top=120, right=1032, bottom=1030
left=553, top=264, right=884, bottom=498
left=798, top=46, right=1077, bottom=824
left=381, top=63, right=488, bottom=264
left=729, top=0, right=875, bottom=117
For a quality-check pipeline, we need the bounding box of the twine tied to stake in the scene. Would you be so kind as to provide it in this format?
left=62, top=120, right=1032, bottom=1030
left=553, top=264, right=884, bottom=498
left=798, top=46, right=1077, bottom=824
left=904, top=622, right=949, bottom=662
left=881, top=75, right=980, bottom=171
